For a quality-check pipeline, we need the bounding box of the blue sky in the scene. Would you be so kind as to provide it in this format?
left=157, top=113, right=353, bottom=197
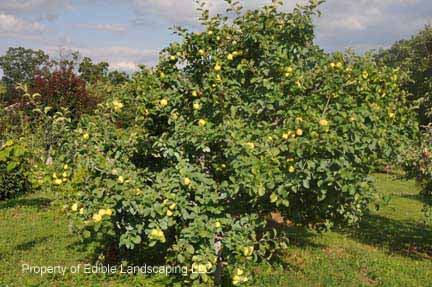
left=0, top=0, right=431, bottom=72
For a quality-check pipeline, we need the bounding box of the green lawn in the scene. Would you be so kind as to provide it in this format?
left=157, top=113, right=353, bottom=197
left=1, top=174, right=431, bottom=286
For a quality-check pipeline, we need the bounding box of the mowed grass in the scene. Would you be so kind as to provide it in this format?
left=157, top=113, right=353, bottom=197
left=0, top=174, right=431, bottom=286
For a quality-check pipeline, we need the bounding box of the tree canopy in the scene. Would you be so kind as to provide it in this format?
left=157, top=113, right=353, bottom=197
left=376, top=25, right=432, bottom=125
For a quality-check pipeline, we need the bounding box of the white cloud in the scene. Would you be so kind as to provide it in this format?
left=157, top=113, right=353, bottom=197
left=131, top=0, right=284, bottom=25
left=95, top=46, right=157, bottom=59
left=0, top=0, right=72, bottom=27
left=325, top=16, right=366, bottom=31
left=131, top=0, right=221, bottom=24
left=0, top=0, right=72, bottom=14
left=44, top=45, right=159, bottom=69
left=315, top=0, right=432, bottom=52
left=45, top=45, right=156, bottom=58
left=74, top=23, right=128, bottom=32
left=0, top=12, right=46, bottom=33
left=110, top=61, right=139, bottom=71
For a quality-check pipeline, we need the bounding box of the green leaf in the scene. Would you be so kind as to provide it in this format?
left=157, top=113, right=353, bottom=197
left=132, top=235, right=142, bottom=244
left=270, top=193, right=278, bottom=203
left=6, top=161, right=17, bottom=172
left=83, top=230, right=91, bottom=238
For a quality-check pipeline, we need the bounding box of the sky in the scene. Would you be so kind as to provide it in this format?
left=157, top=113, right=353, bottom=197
left=0, top=0, right=431, bottom=73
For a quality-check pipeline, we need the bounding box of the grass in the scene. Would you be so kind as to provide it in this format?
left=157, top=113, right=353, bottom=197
left=0, top=174, right=431, bottom=286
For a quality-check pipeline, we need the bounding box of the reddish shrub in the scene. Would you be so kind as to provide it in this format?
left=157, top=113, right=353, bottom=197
left=32, top=66, right=99, bottom=120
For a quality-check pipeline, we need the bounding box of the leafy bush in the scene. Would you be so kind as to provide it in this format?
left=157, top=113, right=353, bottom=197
left=108, top=70, right=130, bottom=85
left=0, top=86, right=74, bottom=206
left=0, top=47, right=52, bottom=103
left=376, top=25, right=432, bottom=126
left=32, top=66, right=99, bottom=122
left=404, top=125, right=432, bottom=219
left=52, top=1, right=417, bottom=285
left=0, top=140, right=33, bottom=200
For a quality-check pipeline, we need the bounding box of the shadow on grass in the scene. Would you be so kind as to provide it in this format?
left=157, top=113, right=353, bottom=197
left=259, top=219, right=327, bottom=272
left=65, top=219, right=324, bottom=278
left=399, top=193, right=430, bottom=206
left=0, top=198, right=51, bottom=210
left=16, top=236, right=50, bottom=251
left=66, top=238, right=171, bottom=267
left=278, top=225, right=325, bottom=249
left=345, top=214, right=432, bottom=260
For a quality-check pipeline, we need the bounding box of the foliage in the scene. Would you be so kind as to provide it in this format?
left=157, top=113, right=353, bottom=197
left=0, top=82, right=6, bottom=101
left=79, top=57, right=110, bottom=84
left=376, top=25, right=432, bottom=126
left=0, top=47, right=52, bottom=103
left=380, top=26, right=432, bottom=219
left=78, top=56, right=130, bottom=85
left=0, top=140, right=33, bottom=200
left=44, top=0, right=417, bottom=285
left=32, top=65, right=99, bottom=121
left=108, top=70, right=130, bottom=85
left=404, top=125, right=432, bottom=219
left=0, top=83, right=6, bottom=133
left=1, top=84, right=74, bottom=177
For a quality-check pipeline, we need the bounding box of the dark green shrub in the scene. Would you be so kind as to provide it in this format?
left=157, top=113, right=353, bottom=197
left=0, top=140, right=32, bottom=200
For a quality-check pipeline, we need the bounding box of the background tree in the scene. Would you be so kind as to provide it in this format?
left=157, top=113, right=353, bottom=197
left=32, top=64, right=98, bottom=121
left=78, top=57, right=109, bottom=84
left=383, top=26, right=432, bottom=219
left=54, top=50, right=81, bottom=72
left=108, top=70, right=130, bottom=85
left=0, top=47, right=52, bottom=102
left=376, top=25, right=432, bottom=126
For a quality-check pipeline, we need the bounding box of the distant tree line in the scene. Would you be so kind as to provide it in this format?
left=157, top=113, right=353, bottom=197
left=0, top=47, right=131, bottom=120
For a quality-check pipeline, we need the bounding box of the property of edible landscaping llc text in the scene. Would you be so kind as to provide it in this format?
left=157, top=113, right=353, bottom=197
left=21, top=263, right=189, bottom=277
